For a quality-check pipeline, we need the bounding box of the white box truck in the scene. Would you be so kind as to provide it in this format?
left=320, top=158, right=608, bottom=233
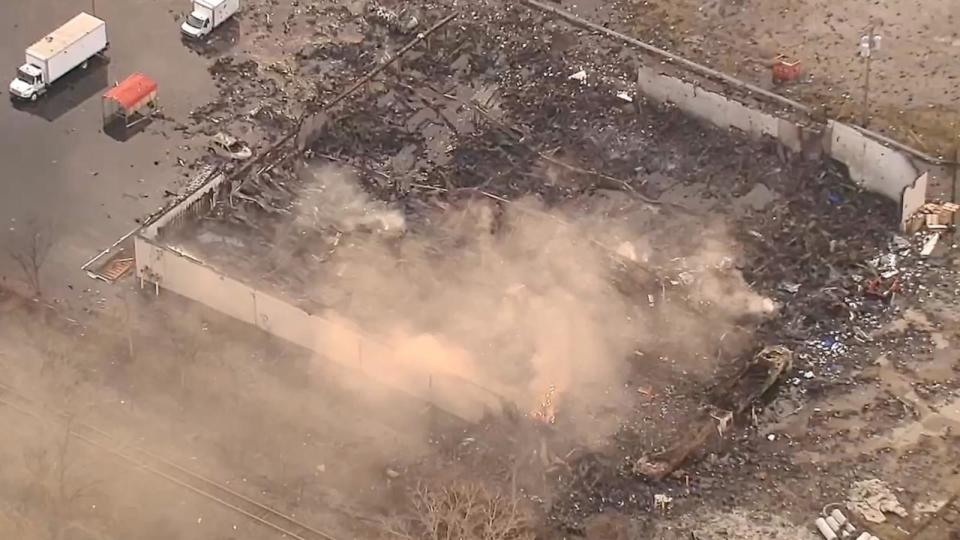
left=181, top=0, right=240, bottom=39
left=8, top=13, right=108, bottom=102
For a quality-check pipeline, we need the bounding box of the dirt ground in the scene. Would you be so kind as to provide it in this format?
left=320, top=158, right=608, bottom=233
left=595, top=0, right=960, bottom=155
left=0, top=401, right=271, bottom=540
left=2, top=0, right=960, bottom=539
left=0, top=287, right=436, bottom=539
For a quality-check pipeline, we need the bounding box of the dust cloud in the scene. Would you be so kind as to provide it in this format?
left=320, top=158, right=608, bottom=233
left=295, top=166, right=407, bottom=234
left=297, top=165, right=775, bottom=443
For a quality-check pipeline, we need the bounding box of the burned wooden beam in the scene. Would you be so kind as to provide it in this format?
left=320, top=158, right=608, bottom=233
left=634, top=345, right=793, bottom=480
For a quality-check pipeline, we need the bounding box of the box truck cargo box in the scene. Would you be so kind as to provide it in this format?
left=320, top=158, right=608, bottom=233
left=9, top=13, right=108, bottom=101
left=181, top=0, right=240, bottom=39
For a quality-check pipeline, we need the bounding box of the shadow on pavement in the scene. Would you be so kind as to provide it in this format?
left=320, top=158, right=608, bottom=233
left=10, top=55, right=110, bottom=122
left=102, top=115, right=154, bottom=142
left=181, top=18, right=241, bottom=58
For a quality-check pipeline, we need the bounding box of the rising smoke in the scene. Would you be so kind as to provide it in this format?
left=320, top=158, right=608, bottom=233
left=296, top=165, right=775, bottom=443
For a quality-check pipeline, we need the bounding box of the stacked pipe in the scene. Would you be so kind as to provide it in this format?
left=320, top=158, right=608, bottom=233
left=814, top=509, right=879, bottom=540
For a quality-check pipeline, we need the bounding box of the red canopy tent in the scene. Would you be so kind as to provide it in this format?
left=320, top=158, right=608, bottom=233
left=102, top=73, right=158, bottom=130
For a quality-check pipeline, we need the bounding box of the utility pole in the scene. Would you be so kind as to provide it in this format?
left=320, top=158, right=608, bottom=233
left=122, top=289, right=135, bottom=361
left=859, top=24, right=881, bottom=127
left=953, top=146, right=959, bottom=226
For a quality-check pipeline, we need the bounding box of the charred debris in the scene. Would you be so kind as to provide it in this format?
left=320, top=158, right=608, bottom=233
left=160, top=0, right=960, bottom=536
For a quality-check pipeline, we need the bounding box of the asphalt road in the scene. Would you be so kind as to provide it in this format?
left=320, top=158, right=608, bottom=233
left=0, top=0, right=217, bottom=305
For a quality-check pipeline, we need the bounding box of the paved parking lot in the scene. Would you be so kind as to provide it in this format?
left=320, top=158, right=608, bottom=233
left=0, top=0, right=218, bottom=304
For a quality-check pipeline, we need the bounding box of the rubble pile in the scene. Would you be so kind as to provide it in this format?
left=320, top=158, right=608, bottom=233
left=189, top=0, right=818, bottom=225
left=161, top=0, right=960, bottom=537
left=738, top=169, right=960, bottom=388
left=179, top=0, right=415, bottom=155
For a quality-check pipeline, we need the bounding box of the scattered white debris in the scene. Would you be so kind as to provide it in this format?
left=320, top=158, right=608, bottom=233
left=847, top=479, right=908, bottom=523
left=653, top=493, right=673, bottom=510
left=891, top=235, right=911, bottom=250
left=920, top=233, right=940, bottom=257
left=779, top=281, right=801, bottom=294
left=616, top=91, right=633, bottom=102
left=681, top=509, right=819, bottom=539
left=914, top=499, right=948, bottom=514
left=568, top=69, right=587, bottom=82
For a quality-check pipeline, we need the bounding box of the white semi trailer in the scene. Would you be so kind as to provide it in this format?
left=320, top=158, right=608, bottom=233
left=8, top=13, right=109, bottom=102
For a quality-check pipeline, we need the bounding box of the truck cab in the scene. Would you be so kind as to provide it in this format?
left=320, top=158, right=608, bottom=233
left=181, top=10, right=212, bottom=38
left=180, top=0, right=239, bottom=39
left=9, top=13, right=107, bottom=102
left=9, top=64, right=44, bottom=101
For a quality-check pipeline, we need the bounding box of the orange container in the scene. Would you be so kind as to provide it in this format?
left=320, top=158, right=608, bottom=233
left=772, top=57, right=802, bottom=83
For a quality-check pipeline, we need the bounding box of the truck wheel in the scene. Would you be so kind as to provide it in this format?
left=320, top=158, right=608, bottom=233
left=81, top=61, right=88, bottom=70
left=30, top=93, right=37, bottom=102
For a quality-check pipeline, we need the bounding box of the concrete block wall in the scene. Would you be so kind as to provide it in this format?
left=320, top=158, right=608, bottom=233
left=636, top=65, right=928, bottom=217
left=901, top=173, right=929, bottom=232
left=135, top=147, right=510, bottom=422
left=134, top=60, right=939, bottom=424
left=826, top=121, right=921, bottom=202
left=134, top=235, right=504, bottom=421
left=637, top=66, right=802, bottom=152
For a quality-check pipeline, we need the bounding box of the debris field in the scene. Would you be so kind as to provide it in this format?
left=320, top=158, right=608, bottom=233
left=147, top=0, right=960, bottom=538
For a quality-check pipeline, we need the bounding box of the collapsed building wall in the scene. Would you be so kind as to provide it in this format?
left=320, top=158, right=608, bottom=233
left=520, top=0, right=933, bottom=215
left=135, top=173, right=504, bottom=421
left=133, top=5, right=936, bottom=423
left=135, top=69, right=930, bottom=423
left=636, top=66, right=806, bottom=154
left=901, top=173, right=929, bottom=231
left=826, top=120, right=920, bottom=201
left=635, top=65, right=930, bottom=223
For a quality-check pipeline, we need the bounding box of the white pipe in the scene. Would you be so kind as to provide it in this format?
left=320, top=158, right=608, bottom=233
left=830, top=509, right=849, bottom=527
left=816, top=518, right=839, bottom=540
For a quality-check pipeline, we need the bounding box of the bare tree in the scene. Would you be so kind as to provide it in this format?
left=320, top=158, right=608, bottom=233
left=34, top=334, right=94, bottom=416
left=6, top=220, right=56, bottom=297
left=20, top=421, right=100, bottom=540
left=382, top=482, right=535, bottom=540
left=168, top=326, right=208, bottom=411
